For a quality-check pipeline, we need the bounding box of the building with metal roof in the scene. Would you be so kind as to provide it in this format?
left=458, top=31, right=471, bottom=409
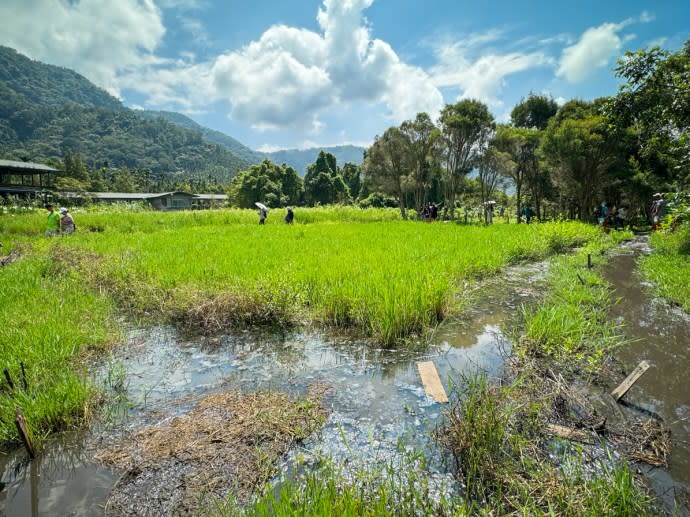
left=0, top=159, right=57, bottom=201
left=60, top=191, right=228, bottom=210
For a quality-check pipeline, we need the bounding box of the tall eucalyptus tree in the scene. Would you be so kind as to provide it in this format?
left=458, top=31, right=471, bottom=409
left=439, top=100, right=494, bottom=219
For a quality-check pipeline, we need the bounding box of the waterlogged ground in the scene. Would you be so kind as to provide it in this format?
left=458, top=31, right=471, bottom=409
left=0, top=261, right=547, bottom=516
left=602, top=237, right=690, bottom=513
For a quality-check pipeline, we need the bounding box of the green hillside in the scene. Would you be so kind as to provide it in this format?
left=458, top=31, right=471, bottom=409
left=141, top=109, right=263, bottom=164
left=0, top=46, right=249, bottom=181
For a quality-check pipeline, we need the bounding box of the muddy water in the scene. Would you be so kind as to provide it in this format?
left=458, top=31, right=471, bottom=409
left=603, top=237, right=690, bottom=512
left=0, top=262, right=546, bottom=516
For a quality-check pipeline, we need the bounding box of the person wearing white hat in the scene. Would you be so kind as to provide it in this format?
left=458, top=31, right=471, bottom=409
left=59, top=207, right=76, bottom=234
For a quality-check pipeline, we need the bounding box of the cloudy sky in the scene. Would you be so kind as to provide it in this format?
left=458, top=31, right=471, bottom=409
left=1, top=1, right=687, bottom=152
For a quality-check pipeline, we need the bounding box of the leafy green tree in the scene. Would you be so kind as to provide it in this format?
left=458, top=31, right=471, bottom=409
left=341, top=162, right=362, bottom=201
left=478, top=145, right=512, bottom=210
left=541, top=101, right=625, bottom=221
left=363, top=127, right=414, bottom=219
left=439, top=100, right=495, bottom=219
left=494, top=125, right=544, bottom=220
left=110, top=165, right=139, bottom=192
left=606, top=40, right=690, bottom=190
left=510, top=93, right=558, bottom=130
left=228, top=159, right=302, bottom=208
left=303, top=151, right=349, bottom=205
left=400, top=112, right=442, bottom=211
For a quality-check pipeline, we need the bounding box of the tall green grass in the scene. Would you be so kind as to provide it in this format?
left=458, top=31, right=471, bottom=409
left=518, top=233, right=630, bottom=374
left=639, top=225, right=690, bottom=310
left=0, top=245, right=120, bottom=446
left=63, top=218, right=599, bottom=345
left=1, top=209, right=602, bottom=446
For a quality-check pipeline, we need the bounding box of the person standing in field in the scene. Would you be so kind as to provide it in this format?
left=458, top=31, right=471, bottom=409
left=59, top=207, right=76, bottom=234
left=259, top=207, right=267, bottom=225
left=651, top=193, right=665, bottom=230
left=284, top=207, right=294, bottom=224
left=45, top=204, right=60, bottom=236
left=521, top=204, right=534, bottom=224
left=430, top=202, right=438, bottom=221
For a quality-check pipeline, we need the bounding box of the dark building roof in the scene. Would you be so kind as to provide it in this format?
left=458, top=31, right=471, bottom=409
left=0, top=185, right=50, bottom=194
left=0, top=160, right=57, bottom=174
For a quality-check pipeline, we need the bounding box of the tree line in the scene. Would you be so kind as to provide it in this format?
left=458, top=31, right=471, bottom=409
left=227, top=40, right=689, bottom=221
left=7, top=40, right=687, bottom=219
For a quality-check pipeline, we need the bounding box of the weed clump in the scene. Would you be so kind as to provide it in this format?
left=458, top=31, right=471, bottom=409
left=437, top=367, right=659, bottom=516
left=96, top=388, right=328, bottom=516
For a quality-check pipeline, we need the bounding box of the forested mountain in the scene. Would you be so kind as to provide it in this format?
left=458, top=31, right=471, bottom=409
left=0, top=46, right=249, bottom=182
left=0, top=46, right=123, bottom=111
left=140, top=109, right=263, bottom=164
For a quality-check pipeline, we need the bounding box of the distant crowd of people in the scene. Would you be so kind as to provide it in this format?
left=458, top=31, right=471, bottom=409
left=594, top=192, right=665, bottom=232
left=45, top=192, right=668, bottom=235
left=420, top=202, right=439, bottom=221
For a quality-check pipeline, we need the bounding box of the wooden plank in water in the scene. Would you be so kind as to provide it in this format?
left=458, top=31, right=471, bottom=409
left=416, top=361, right=448, bottom=403
left=611, top=360, right=650, bottom=402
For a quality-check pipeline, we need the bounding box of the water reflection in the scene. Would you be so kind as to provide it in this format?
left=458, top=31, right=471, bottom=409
left=603, top=238, right=690, bottom=513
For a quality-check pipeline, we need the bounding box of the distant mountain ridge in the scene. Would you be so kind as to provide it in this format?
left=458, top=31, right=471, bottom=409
left=0, top=45, right=365, bottom=182
left=143, top=110, right=366, bottom=175
left=0, top=46, right=249, bottom=181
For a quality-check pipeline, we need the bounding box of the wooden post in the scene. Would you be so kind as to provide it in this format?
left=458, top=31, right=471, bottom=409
left=15, top=408, right=35, bottom=458
left=587, top=254, right=592, bottom=269
left=611, top=361, right=650, bottom=402
left=20, top=362, right=28, bottom=391
left=3, top=368, right=14, bottom=391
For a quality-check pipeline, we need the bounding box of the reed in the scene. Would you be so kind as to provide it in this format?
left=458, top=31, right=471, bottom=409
left=639, top=225, right=690, bottom=310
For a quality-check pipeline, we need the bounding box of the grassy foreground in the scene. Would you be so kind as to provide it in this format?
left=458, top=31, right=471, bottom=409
left=238, top=232, right=655, bottom=517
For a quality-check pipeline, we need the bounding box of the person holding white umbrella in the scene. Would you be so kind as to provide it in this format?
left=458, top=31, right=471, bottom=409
left=255, top=202, right=268, bottom=224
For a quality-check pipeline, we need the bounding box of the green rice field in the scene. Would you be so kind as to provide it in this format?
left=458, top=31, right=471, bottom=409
left=1, top=207, right=603, bottom=446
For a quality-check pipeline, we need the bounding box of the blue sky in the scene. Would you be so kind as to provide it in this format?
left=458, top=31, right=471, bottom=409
left=1, top=1, right=688, bottom=152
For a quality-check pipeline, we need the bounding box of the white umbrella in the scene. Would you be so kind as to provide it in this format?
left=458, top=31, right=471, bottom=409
left=485, top=200, right=497, bottom=205
left=255, top=202, right=268, bottom=211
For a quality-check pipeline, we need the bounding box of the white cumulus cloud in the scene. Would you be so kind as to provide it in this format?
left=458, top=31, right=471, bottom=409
left=204, top=0, right=443, bottom=128
left=0, top=0, right=166, bottom=98
left=429, top=33, right=553, bottom=108
left=556, top=22, right=628, bottom=83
